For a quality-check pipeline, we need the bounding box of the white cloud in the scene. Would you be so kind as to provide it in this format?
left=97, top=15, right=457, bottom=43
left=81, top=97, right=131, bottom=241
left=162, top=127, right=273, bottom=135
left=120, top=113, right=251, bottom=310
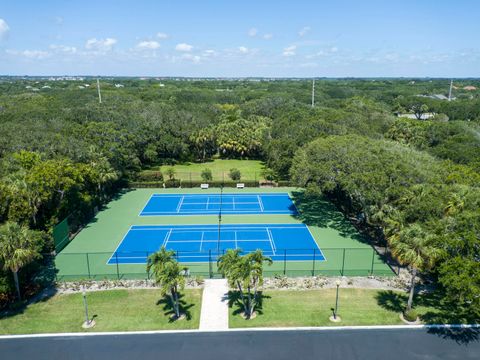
left=136, top=40, right=160, bottom=50
left=298, top=26, right=310, bottom=37
left=7, top=49, right=50, bottom=60
left=181, top=53, right=201, bottom=63
left=85, top=37, right=117, bottom=51
left=54, top=16, right=64, bottom=25
left=238, top=46, right=249, bottom=54
left=175, top=43, right=193, bottom=52
left=49, top=44, right=77, bottom=54
left=283, top=45, right=296, bottom=57
left=0, top=19, right=10, bottom=40
left=156, top=32, right=169, bottom=39
left=203, top=49, right=217, bottom=57
left=248, top=28, right=258, bottom=37
left=263, top=33, right=273, bottom=40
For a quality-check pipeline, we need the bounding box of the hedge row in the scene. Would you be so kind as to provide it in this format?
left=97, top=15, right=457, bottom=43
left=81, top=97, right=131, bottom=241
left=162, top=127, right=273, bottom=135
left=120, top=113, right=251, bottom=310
left=129, top=179, right=293, bottom=188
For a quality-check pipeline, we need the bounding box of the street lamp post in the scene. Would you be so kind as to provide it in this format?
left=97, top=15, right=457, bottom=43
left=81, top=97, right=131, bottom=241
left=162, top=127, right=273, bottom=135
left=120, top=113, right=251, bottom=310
left=81, top=287, right=95, bottom=328
left=333, top=279, right=341, bottom=320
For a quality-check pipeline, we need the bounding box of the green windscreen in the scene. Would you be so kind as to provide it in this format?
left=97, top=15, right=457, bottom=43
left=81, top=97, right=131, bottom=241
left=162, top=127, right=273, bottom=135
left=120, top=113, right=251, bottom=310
left=53, top=217, right=70, bottom=253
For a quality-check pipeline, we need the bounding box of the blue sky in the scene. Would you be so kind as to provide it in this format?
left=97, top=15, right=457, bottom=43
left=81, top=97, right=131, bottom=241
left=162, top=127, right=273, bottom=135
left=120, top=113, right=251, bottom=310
left=0, top=0, right=479, bottom=77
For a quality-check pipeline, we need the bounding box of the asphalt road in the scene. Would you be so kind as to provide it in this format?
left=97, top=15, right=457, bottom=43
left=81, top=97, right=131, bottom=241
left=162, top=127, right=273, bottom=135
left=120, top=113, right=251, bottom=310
left=0, top=327, right=479, bottom=360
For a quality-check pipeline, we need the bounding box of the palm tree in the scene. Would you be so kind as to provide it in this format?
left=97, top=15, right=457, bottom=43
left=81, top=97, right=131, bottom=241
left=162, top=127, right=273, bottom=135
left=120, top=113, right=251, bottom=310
left=164, top=167, right=176, bottom=181
left=147, top=247, right=187, bottom=319
left=218, top=249, right=272, bottom=319
left=0, top=222, right=43, bottom=300
left=389, top=224, right=441, bottom=312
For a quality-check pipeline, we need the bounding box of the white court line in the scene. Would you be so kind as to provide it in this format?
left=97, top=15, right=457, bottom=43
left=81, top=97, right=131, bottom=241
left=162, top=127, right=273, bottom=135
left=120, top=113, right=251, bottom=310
left=234, top=230, right=238, bottom=249
left=131, top=225, right=307, bottom=231
left=176, top=196, right=185, bottom=213
left=232, top=196, right=236, bottom=211
left=304, top=225, right=327, bottom=262
left=167, top=239, right=271, bottom=243
left=206, top=196, right=210, bottom=210
left=267, top=228, right=276, bottom=255
left=162, top=229, right=172, bottom=248
left=106, top=225, right=134, bottom=265
left=257, top=195, right=265, bottom=212
left=200, top=231, right=204, bottom=252
left=178, top=201, right=259, bottom=205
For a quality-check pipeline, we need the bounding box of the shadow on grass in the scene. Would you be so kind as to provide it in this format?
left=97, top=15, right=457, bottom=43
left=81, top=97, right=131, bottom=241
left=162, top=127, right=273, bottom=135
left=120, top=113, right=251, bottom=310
left=0, top=286, right=58, bottom=320
left=226, top=290, right=271, bottom=319
left=290, top=191, right=368, bottom=244
left=156, top=292, right=195, bottom=322
left=376, top=290, right=480, bottom=344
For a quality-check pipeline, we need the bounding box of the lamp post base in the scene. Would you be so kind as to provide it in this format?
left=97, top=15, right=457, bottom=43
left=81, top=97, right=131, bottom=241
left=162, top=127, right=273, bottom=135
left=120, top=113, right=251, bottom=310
left=329, top=315, right=342, bottom=323
left=82, top=320, right=96, bottom=329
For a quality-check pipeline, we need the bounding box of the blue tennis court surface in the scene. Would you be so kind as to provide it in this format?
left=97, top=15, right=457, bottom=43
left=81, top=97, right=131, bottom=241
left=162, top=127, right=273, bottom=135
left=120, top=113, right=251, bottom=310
left=108, top=224, right=324, bottom=264
left=139, top=193, right=297, bottom=216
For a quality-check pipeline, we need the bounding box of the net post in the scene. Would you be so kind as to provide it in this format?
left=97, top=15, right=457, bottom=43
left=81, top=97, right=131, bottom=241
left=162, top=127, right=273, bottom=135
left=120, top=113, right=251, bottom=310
left=312, top=249, right=316, bottom=276
left=283, top=249, right=287, bottom=275
left=86, top=253, right=91, bottom=279
left=341, top=248, right=346, bottom=276
left=115, top=252, right=120, bottom=280
left=209, top=250, right=213, bottom=279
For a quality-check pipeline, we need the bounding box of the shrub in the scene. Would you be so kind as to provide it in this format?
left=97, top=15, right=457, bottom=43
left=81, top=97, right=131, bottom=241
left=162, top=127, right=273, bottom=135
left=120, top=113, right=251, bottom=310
left=262, top=168, right=276, bottom=181
left=164, top=179, right=181, bottom=188
left=403, top=309, right=418, bottom=322
left=201, top=168, right=213, bottom=182
left=137, top=171, right=163, bottom=182
left=229, top=168, right=241, bottom=181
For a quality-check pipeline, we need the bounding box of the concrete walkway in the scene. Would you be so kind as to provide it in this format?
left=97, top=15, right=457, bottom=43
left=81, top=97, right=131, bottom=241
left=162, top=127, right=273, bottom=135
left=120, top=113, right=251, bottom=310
left=199, top=279, right=229, bottom=330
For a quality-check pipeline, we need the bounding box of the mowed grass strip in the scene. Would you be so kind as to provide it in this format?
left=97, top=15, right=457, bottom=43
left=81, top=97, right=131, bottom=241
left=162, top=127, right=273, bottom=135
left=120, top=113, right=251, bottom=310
left=0, top=289, right=202, bottom=334
left=229, top=289, right=421, bottom=328
left=153, top=159, right=265, bottom=181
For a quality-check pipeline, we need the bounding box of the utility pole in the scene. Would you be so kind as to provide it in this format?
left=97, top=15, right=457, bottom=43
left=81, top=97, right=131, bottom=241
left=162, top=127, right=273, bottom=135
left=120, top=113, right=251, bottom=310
left=311, top=79, right=315, bottom=108
left=97, top=78, right=102, bottom=104
left=448, top=79, right=453, bottom=101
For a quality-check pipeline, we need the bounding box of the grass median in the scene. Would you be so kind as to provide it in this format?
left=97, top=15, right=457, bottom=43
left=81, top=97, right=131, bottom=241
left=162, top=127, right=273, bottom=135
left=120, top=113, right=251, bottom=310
left=229, top=288, right=445, bottom=328
left=0, top=289, right=202, bottom=334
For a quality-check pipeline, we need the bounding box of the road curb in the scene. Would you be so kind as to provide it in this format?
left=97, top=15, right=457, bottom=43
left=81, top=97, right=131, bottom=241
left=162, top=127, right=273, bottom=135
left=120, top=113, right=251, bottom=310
left=0, top=324, right=479, bottom=340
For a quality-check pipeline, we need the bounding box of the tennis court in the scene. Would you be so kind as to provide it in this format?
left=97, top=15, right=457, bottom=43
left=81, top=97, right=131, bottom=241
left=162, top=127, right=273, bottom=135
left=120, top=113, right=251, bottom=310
left=107, top=223, right=323, bottom=264
left=139, top=193, right=297, bottom=216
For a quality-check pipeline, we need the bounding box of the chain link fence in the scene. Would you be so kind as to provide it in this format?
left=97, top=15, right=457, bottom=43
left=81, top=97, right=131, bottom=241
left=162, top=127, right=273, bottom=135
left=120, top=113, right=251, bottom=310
left=52, top=247, right=398, bottom=281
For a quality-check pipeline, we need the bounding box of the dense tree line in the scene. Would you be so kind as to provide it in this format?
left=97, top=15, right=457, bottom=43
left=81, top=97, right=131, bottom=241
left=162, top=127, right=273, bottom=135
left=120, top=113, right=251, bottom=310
left=0, top=78, right=479, bottom=313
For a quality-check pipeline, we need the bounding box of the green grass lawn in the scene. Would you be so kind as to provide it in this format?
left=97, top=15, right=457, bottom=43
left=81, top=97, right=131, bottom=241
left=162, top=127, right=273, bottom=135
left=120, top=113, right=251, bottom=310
left=149, top=159, right=265, bottom=181
left=0, top=289, right=202, bottom=334
left=228, top=289, right=450, bottom=328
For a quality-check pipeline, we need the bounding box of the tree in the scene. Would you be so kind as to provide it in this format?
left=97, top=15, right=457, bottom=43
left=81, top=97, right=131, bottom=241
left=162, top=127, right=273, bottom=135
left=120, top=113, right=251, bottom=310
left=0, top=222, right=44, bottom=300
left=147, top=247, right=187, bottom=320
left=164, top=167, right=176, bottom=180
left=201, top=168, right=213, bottom=182
left=389, top=224, right=442, bottom=313
left=218, top=249, right=272, bottom=319
left=229, top=168, right=241, bottom=181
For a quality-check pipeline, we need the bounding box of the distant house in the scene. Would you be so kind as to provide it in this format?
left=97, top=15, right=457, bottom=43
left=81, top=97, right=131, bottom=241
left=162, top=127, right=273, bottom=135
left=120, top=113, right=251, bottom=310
left=115, top=84, right=124, bottom=88
left=417, top=94, right=452, bottom=101
left=396, top=113, right=436, bottom=120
